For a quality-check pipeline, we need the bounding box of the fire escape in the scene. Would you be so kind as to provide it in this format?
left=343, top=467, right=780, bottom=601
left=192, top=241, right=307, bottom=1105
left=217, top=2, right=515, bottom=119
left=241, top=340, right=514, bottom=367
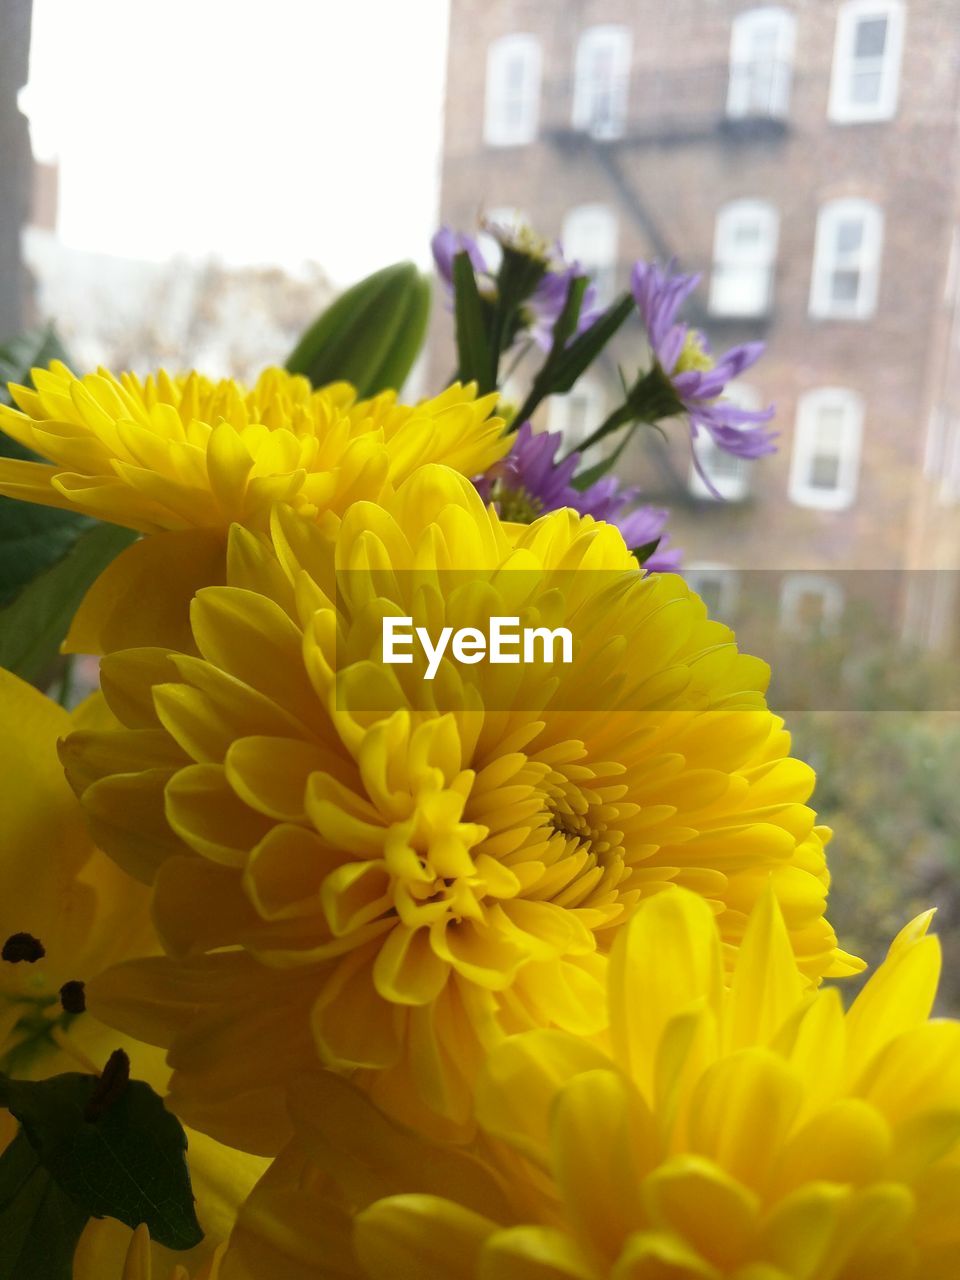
left=545, top=58, right=792, bottom=502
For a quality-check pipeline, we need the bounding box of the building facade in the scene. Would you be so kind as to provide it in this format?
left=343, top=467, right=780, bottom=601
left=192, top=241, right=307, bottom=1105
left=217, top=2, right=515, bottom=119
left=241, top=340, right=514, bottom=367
left=436, top=0, right=960, bottom=642
left=0, top=0, right=34, bottom=339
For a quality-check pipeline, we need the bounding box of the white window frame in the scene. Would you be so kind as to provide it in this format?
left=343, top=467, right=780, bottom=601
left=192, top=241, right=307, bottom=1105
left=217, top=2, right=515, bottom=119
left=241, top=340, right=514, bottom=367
left=484, top=34, right=542, bottom=146
left=726, top=7, right=796, bottom=120
left=789, top=387, right=864, bottom=510
left=809, top=199, right=884, bottom=320
left=561, top=204, right=619, bottom=306
left=686, top=563, right=741, bottom=622
left=829, top=0, right=905, bottom=124
left=572, top=25, right=632, bottom=140
left=689, top=382, right=762, bottom=501
left=779, top=574, right=845, bottom=636
left=709, top=200, right=779, bottom=318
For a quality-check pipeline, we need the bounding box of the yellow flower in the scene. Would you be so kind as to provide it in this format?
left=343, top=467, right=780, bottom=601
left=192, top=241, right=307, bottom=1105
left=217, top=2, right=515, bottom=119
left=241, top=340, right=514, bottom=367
left=66, top=465, right=857, bottom=1148
left=223, top=889, right=960, bottom=1280
left=76, top=1223, right=223, bottom=1279
left=0, top=669, right=153, bottom=1095
left=0, top=363, right=509, bottom=652
left=0, top=669, right=268, bottom=1272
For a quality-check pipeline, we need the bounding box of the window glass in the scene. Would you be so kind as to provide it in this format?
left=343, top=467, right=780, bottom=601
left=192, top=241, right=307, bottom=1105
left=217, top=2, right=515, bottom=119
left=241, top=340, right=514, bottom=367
left=727, top=8, right=796, bottom=119
left=573, top=26, right=631, bottom=139
left=484, top=35, right=542, bottom=146
left=779, top=574, right=845, bottom=636
left=710, top=201, right=778, bottom=317
left=561, top=205, right=619, bottom=305
left=810, top=200, right=883, bottom=319
left=829, top=2, right=905, bottom=123
left=789, top=389, right=864, bottom=509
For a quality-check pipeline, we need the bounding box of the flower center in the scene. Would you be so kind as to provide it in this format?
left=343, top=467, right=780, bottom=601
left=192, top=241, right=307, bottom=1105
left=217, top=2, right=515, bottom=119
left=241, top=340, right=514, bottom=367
left=485, top=219, right=553, bottom=263
left=675, top=330, right=715, bottom=375
left=492, top=482, right=544, bottom=524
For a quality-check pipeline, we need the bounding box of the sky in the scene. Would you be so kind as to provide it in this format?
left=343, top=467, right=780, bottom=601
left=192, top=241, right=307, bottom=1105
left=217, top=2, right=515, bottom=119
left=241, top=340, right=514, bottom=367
left=22, top=0, right=450, bottom=285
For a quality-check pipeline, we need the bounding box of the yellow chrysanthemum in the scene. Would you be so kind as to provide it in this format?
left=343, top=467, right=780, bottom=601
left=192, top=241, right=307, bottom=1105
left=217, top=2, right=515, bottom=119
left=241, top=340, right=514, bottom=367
left=0, top=363, right=509, bottom=652
left=0, top=670, right=267, bottom=1273
left=222, top=889, right=960, bottom=1280
left=65, top=465, right=857, bottom=1149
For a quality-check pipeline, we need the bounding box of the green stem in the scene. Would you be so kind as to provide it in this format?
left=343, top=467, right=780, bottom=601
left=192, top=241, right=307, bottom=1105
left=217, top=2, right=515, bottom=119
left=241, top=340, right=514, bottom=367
left=563, top=402, right=635, bottom=460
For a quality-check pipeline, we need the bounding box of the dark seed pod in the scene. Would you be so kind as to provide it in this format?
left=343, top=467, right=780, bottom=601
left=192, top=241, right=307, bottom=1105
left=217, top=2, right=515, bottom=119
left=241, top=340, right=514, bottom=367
left=2, top=932, right=45, bottom=963
left=59, top=979, right=87, bottom=1014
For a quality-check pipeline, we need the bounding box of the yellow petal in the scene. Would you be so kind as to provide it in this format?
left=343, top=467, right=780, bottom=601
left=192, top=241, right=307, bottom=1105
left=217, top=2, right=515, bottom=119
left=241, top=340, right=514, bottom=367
left=477, top=1029, right=611, bottom=1167
left=356, top=1195, right=496, bottom=1280
left=64, top=529, right=225, bottom=656
left=551, top=1068, right=652, bottom=1262
left=479, top=1226, right=597, bottom=1279
left=608, top=889, right=723, bottom=1100
left=727, top=886, right=807, bottom=1053
left=642, top=1156, right=758, bottom=1272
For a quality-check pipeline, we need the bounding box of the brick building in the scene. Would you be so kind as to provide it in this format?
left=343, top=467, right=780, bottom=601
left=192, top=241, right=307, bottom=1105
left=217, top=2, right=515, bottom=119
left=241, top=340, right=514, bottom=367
left=436, top=0, right=960, bottom=643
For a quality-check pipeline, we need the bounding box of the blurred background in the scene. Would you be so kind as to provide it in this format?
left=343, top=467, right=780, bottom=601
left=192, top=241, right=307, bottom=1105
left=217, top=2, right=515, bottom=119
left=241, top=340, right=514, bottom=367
left=2, top=0, right=960, bottom=1000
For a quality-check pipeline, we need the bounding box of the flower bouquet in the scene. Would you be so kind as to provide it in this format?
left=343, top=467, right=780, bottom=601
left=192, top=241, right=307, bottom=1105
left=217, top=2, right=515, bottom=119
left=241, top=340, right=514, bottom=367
left=0, top=220, right=956, bottom=1279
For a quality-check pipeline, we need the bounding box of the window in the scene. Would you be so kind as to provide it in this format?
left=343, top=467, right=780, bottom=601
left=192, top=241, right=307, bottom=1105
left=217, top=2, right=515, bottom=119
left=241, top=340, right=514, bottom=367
left=549, top=377, right=607, bottom=465
left=689, top=384, right=762, bottom=501
left=572, top=25, right=632, bottom=139
left=561, top=205, right=618, bottom=306
left=726, top=8, right=796, bottom=119
left=809, top=199, right=883, bottom=319
left=789, top=388, right=864, bottom=510
left=779, top=574, right=845, bottom=636
left=829, top=0, right=905, bottom=123
left=709, top=200, right=779, bottom=317
left=686, top=564, right=740, bottom=621
left=484, top=34, right=542, bottom=146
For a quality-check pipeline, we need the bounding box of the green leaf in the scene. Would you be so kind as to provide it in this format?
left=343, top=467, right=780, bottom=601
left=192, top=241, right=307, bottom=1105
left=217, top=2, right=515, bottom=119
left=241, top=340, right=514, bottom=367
left=286, top=261, right=431, bottom=397
left=511, top=293, right=635, bottom=428
left=0, top=503, right=94, bottom=609
left=0, top=1132, right=89, bottom=1280
left=0, top=327, right=94, bottom=608
left=1, top=1069, right=203, bottom=1251
left=0, top=326, right=71, bottom=410
left=367, top=273, right=432, bottom=393
left=453, top=250, right=496, bottom=392
left=633, top=537, right=662, bottom=565
left=546, top=293, right=635, bottom=396
left=0, top=522, right=137, bottom=681
left=546, top=275, right=588, bottom=355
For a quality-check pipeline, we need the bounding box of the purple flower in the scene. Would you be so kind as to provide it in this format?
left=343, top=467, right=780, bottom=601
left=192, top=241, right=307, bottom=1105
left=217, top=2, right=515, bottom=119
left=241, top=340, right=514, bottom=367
left=476, top=422, right=681, bottom=570
left=525, top=262, right=602, bottom=352
left=630, top=260, right=777, bottom=477
left=431, top=227, right=488, bottom=287
left=431, top=223, right=602, bottom=352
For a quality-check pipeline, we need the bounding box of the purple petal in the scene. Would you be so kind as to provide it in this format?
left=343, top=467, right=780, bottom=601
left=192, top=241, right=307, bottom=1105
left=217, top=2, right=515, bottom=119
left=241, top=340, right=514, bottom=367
left=431, top=227, right=488, bottom=288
